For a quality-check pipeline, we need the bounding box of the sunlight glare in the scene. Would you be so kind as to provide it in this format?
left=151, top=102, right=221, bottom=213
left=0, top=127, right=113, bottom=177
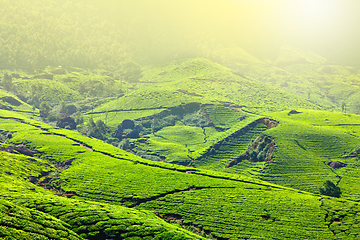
left=289, top=0, right=337, bottom=27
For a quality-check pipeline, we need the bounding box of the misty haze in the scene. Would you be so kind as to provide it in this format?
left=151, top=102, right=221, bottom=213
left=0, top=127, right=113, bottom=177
left=1, top=1, right=360, bottom=239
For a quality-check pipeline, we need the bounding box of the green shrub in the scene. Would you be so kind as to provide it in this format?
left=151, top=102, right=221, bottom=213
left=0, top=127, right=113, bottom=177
left=118, top=139, right=130, bottom=150
left=119, top=59, right=142, bottom=82
left=140, top=154, right=161, bottom=161
left=2, top=73, right=13, bottom=90
left=319, top=180, right=341, bottom=198
left=182, top=110, right=209, bottom=127
left=39, top=101, right=51, bottom=119
left=87, top=118, right=107, bottom=140
left=257, top=151, right=266, bottom=161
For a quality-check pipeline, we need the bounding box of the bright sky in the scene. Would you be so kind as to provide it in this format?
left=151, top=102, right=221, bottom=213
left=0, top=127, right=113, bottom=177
left=228, top=0, right=360, bottom=63
left=98, top=0, right=360, bottom=64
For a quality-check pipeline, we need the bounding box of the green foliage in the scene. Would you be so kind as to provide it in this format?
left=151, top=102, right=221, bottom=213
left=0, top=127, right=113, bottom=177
left=246, top=134, right=273, bottom=162
left=118, top=138, right=131, bottom=150
left=39, top=101, right=51, bottom=119
left=40, top=101, right=51, bottom=112
left=86, top=118, right=107, bottom=140
left=0, top=199, right=82, bottom=240
left=2, top=45, right=360, bottom=239
left=0, top=89, right=36, bottom=114
left=261, top=110, right=360, bottom=195
left=0, top=157, right=205, bottom=240
left=205, top=104, right=246, bottom=129
left=0, top=1, right=128, bottom=68
left=119, top=59, right=143, bottom=82
left=2, top=108, right=360, bottom=239
left=321, top=198, right=360, bottom=238
left=2, top=73, right=13, bottom=90
left=319, top=180, right=341, bottom=198
left=182, top=110, right=209, bottom=127
left=138, top=187, right=333, bottom=239
left=93, top=58, right=319, bottom=115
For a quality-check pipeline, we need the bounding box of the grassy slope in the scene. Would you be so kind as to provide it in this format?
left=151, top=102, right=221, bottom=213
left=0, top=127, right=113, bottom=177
left=1, top=109, right=360, bottom=239
left=1, top=68, right=129, bottom=107
left=260, top=110, right=360, bottom=198
left=92, top=58, right=318, bottom=114
left=243, top=46, right=360, bottom=114
left=80, top=59, right=360, bottom=202
left=1, top=57, right=360, bottom=238
left=0, top=88, right=37, bottom=114
left=81, top=58, right=323, bottom=171
left=134, top=109, right=262, bottom=166
left=0, top=136, right=206, bottom=239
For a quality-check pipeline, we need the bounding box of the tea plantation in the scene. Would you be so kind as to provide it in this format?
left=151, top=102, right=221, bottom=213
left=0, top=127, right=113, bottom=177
left=2, top=0, right=360, bottom=238
left=1, top=57, right=360, bottom=239
left=1, top=105, right=360, bottom=239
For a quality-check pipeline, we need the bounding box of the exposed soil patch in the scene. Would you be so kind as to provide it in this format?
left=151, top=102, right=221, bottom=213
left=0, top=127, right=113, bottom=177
left=0, top=145, right=37, bottom=157
left=79, top=143, right=93, bottom=152
left=328, top=161, right=347, bottom=169
left=258, top=118, right=278, bottom=129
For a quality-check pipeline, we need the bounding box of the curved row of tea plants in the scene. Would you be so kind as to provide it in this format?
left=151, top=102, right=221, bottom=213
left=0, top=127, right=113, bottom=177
left=0, top=149, right=206, bottom=240
left=260, top=110, right=360, bottom=199
left=0, top=109, right=357, bottom=239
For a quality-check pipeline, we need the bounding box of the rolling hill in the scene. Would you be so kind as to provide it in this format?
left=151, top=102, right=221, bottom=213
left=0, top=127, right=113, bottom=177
left=2, top=0, right=360, bottom=239
left=0, top=56, right=360, bottom=239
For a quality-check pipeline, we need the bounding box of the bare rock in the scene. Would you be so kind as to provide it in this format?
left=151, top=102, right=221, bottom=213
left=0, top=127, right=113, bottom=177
left=329, top=161, right=347, bottom=169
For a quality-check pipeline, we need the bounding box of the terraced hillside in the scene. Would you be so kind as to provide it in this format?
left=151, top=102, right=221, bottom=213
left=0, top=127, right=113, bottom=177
left=1, top=56, right=360, bottom=239
left=0, top=106, right=358, bottom=239
left=1, top=107, right=360, bottom=239
left=2, top=0, right=360, bottom=238
left=90, top=58, right=318, bottom=116
left=260, top=110, right=360, bottom=199
left=195, top=123, right=268, bottom=171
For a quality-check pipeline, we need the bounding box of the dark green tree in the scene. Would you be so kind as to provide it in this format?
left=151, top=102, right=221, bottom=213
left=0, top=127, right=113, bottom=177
left=39, top=101, right=51, bottom=119
left=87, top=118, right=107, bottom=140
left=2, top=73, right=13, bottom=90
left=341, top=102, right=346, bottom=113
left=119, top=59, right=142, bottom=82
left=60, top=102, right=67, bottom=114
left=319, top=180, right=341, bottom=198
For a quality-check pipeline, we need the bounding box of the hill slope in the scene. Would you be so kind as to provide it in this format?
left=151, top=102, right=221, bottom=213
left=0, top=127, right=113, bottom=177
left=0, top=109, right=360, bottom=239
